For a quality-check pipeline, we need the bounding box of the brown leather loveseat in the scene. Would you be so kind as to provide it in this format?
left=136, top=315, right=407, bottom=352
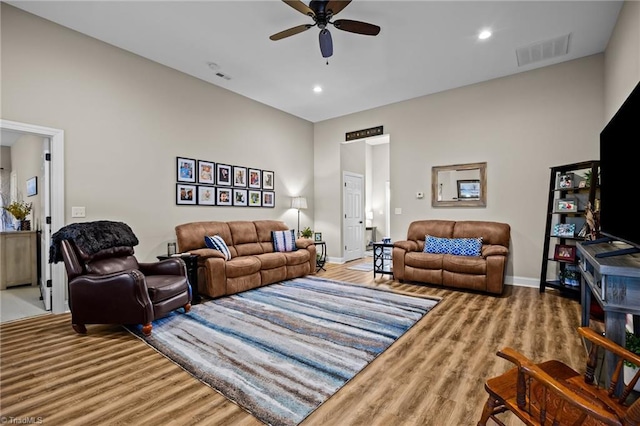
left=175, top=220, right=316, bottom=298
left=392, top=220, right=510, bottom=294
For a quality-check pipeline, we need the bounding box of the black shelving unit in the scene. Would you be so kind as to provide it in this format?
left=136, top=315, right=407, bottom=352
left=540, top=160, right=600, bottom=297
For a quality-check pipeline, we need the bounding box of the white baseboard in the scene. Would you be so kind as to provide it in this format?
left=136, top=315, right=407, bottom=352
left=505, top=275, right=539, bottom=288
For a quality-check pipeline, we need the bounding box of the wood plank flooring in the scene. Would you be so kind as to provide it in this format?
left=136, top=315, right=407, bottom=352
left=0, top=259, right=587, bottom=425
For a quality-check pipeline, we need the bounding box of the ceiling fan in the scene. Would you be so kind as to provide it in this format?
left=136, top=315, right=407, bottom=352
left=269, top=0, right=381, bottom=58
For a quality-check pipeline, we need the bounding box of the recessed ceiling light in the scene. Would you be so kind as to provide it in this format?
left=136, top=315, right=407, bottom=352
left=478, top=30, right=492, bottom=40
left=313, top=85, right=323, bottom=93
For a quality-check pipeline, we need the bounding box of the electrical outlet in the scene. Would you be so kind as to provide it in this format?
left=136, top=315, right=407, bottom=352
left=71, top=206, right=86, bottom=218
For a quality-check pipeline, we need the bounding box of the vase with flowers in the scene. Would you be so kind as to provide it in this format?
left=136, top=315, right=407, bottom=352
left=2, top=200, right=33, bottom=230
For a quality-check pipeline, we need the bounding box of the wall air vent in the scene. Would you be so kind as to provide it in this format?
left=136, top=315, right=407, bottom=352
left=516, top=33, right=570, bottom=67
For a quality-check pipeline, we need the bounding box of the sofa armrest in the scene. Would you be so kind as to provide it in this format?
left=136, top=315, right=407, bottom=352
left=188, top=248, right=227, bottom=260
left=139, top=258, right=186, bottom=276
left=394, top=240, right=419, bottom=252
left=295, top=239, right=314, bottom=249
left=482, top=244, right=509, bottom=258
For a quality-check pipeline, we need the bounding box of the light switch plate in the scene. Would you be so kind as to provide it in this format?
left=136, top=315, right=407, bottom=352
left=71, top=206, right=86, bottom=218
left=395, top=208, right=402, bottom=215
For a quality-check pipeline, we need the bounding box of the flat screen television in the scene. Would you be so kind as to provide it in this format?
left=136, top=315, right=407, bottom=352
left=598, top=80, right=640, bottom=257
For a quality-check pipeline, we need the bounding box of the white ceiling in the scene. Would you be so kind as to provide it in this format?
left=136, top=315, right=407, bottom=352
left=6, top=1, right=623, bottom=123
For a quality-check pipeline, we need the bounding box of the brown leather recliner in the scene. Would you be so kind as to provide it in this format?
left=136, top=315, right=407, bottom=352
left=60, top=239, right=191, bottom=336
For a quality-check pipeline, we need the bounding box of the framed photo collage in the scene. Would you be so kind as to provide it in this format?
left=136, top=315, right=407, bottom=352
left=176, top=157, right=275, bottom=208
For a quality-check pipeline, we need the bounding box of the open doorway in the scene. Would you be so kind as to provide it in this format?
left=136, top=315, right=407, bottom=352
left=340, top=134, right=390, bottom=262
left=0, top=119, right=66, bottom=320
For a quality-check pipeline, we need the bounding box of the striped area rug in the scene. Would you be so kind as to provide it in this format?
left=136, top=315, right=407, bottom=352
left=128, top=276, right=440, bottom=426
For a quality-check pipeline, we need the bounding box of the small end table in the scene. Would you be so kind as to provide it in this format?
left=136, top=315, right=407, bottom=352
left=157, top=254, right=201, bottom=304
left=372, top=242, right=394, bottom=278
left=315, top=241, right=327, bottom=272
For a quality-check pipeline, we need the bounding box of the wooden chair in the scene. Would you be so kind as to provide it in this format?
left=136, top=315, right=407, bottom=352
left=478, top=326, right=640, bottom=426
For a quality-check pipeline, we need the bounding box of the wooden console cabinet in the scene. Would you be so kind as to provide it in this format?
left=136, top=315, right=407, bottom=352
left=577, top=240, right=640, bottom=394
left=0, top=231, right=38, bottom=290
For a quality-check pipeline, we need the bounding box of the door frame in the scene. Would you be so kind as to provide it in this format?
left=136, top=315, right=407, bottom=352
left=0, top=119, right=67, bottom=314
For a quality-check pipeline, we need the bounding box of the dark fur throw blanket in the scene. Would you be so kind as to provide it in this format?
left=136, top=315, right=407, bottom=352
left=49, top=220, right=139, bottom=264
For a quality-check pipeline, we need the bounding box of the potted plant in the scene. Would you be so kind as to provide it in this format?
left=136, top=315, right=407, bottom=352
left=2, top=200, right=33, bottom=230
left=300, top=227, right=313, bottom=239
left=623, top=330, right=640, bottom=391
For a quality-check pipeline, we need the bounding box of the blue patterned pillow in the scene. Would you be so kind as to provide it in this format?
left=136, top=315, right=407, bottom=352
left=424, top=235, right=482, bottom=256
left=272, top=230, right=297, bottom=252
left=204, top=235, right=232, bottom=260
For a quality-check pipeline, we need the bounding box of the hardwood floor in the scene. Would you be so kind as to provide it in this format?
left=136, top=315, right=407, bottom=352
left=0, top=260, right=586, bottom=425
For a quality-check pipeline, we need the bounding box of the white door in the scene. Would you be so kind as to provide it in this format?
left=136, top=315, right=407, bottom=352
left=40, top=140, right=52, bottom=310
left=343, top=172, right=364, bottom=262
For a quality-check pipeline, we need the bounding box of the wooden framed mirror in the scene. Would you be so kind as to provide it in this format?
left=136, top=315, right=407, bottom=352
left=431, top=162, right=487, bottom=207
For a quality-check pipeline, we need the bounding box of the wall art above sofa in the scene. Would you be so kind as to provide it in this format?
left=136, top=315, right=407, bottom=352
left=176, top=156, right=275, bottom=208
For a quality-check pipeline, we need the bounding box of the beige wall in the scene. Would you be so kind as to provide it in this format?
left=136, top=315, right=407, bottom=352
left=604, top=0, right=640, bottom=119
left=315, top=55, right=605, bottom=284
left=1, top=4, right=314, bottom=261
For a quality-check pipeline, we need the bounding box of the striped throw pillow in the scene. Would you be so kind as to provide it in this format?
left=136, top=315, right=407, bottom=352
left=272, top=230, right=297, bottom=252
left=204, top=235, right=232, bottom=260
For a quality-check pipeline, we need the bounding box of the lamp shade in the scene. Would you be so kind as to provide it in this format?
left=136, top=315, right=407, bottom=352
left=291, top=196, right=307, bottom=210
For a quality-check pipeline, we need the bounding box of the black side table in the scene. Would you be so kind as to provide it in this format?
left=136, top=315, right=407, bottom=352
left=372, top=243, right=394, bottom=278
left=315, top=241, right=327, bottom=272
left=157, top=254, right=201, bottom=304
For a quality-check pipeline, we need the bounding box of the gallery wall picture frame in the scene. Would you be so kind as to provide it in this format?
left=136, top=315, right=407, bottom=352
left=248, top=168, right=261, bottom=189
left=314, top=232, right=322, bottom=242
left=216, top=187, right=232, bottom=206
left=248, top=190, right=262, bottom=207
left=217, top=164, right=232, bottom=186
left=262, top=170, right=274, bottom=190
left=198, top=186, right=216, bottom=205
left=233, top=189, right=248, bottom=206
left=554, top=244, right=576, bottom=262
left=177, top=157, right=196, bottom=183
left=26, top=177, right=37, bottom=197
left=554, top=198, right=578, bottom=213
left=233, top=166, right=247, bottom=187
left=553, top=223, right=576, bottom=238
left=177, top=184, right=197, bottom=205
left=198, top=160, right=215, bottom=185
left=457, top=179, right=480, bottom=199
left=262, top=191, right=275, bottom=208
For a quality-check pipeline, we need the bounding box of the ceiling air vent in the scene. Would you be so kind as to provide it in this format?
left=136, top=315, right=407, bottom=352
left=516, top=33, right=570, bottom=67
left=215, top=72, right=232, bottom=81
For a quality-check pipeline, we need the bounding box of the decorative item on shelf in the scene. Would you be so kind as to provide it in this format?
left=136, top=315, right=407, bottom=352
left=577, top=201, right=600, bottom=240
left=300, top=227, right=313, bottom=239
left=314, top=232, right=322, bottom=242
left=583, top=169, right=599, bottom=188
left=553, top=223, right=576, bottom=238
left=553, top=198, right=578, bottom=213
left=557, top=173, right=574, bottom=189
left=623, top=330, right=640, bottom=392
left=559, top=264, right=580, bottom=287
left=2, top=200, right=32, bottom=231
left=554, top=244, right=576, bottom=262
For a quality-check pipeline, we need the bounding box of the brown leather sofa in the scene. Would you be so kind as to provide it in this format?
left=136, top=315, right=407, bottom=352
left=392, top=220, right=510, bottom=294
left=175, top=220, right=316, bottom=298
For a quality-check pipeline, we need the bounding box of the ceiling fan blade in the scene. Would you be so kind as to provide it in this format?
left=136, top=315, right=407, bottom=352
left=333, top=19, right=380, bottom=36
left=282, top=0, right=315, bottom=17
left=325, top=1, right=351, bottom=16
left=319, top=29, right=333, bottom=58
left=270, top=24, right=314, bottom=41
